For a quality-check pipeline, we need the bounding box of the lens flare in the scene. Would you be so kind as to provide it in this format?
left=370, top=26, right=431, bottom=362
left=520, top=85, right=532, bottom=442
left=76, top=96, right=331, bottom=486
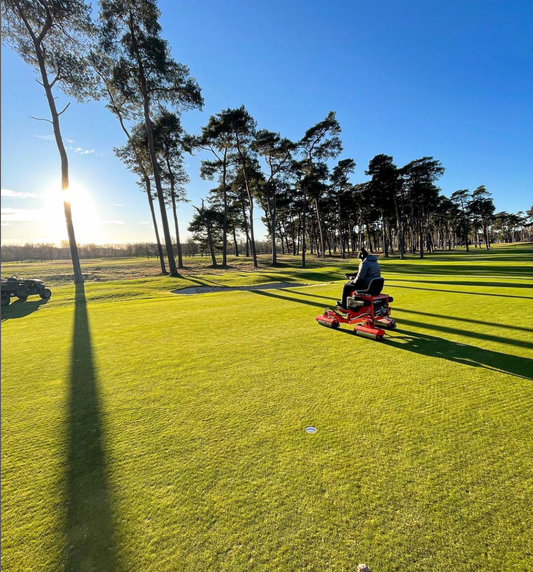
left=42, top=180, right=101, bottom=244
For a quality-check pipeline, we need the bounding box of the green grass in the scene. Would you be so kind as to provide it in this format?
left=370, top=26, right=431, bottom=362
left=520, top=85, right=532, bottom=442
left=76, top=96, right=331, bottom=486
left=2, top=244, right=533, bottom=571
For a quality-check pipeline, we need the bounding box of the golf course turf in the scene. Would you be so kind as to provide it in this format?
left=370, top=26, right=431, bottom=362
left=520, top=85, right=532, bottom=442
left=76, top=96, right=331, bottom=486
left=2, top=244, right=532, bottom=571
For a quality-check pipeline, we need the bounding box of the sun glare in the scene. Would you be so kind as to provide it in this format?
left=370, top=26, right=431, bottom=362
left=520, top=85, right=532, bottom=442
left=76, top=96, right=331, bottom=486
left=43, top=180, right=102, bottom=244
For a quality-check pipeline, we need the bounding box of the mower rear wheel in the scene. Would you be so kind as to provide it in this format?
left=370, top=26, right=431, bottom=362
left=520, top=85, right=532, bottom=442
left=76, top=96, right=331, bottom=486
left=1, top=296, right=10, bottom=307
left=41, top=288, right=52, bottom=299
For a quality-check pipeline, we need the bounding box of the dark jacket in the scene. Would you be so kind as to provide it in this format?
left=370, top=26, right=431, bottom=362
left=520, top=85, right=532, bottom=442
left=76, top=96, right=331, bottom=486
left=352, top=254, right=381, bottom=286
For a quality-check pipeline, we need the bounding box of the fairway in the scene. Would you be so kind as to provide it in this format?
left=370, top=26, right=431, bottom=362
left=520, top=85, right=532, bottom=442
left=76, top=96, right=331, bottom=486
left=2, top=245, right=532, bottom=571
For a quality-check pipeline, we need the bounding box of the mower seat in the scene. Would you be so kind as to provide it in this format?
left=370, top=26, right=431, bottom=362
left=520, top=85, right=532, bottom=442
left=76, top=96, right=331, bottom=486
left=354, top=277, right=384, bottom=295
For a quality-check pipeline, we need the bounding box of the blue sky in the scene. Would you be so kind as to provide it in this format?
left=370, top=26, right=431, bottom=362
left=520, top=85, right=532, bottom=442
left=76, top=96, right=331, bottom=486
left=1, top=0, right=532, bottom=245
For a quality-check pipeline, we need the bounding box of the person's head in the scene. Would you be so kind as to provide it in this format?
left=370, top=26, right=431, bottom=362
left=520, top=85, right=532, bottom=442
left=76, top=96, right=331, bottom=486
left=358, top=248, right=368, bottom=260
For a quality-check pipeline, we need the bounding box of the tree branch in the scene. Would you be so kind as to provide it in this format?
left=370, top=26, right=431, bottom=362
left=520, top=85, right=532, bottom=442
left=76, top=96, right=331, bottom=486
left=36, top=0, right=54, bottom=44
left=30, top=115, right=53, bottom=124
left=57, top=102, right=71, bottom=116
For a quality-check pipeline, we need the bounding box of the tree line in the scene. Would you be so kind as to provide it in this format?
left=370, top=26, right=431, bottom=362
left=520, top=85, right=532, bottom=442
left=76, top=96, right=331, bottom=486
left=2, top=1, right=532, bottom=281
left=3, top=206, right=531, bottom=265
left=0, top=239, right=275, bottom=263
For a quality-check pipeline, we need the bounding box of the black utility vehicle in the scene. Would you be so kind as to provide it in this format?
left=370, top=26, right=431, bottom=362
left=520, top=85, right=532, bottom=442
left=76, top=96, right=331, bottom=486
left=1, top=276, right=52, bottom=306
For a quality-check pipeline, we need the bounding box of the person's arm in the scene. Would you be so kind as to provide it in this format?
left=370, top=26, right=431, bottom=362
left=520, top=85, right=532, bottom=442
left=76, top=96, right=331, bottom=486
left=345, top=265, right=359, bottom=280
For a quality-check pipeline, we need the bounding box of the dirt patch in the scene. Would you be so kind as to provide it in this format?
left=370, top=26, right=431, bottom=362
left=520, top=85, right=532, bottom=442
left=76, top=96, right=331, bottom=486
left=172, top=283, right=303, bottom=295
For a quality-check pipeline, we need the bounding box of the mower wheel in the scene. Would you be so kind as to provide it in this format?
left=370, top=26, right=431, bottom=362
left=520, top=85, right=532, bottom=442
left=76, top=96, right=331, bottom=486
left=41, top=288, right=52, bottom=299
left=1, top=296, right=10, bottom=307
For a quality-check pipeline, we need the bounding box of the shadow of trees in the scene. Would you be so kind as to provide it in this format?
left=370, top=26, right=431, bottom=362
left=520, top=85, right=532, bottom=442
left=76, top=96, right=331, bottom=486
left=385, top=328, right=533, bottom=380
left=389, top=278, right=532, bottom=290
left=395, top=308, right=533, bottom=334
left=251, top=288, right=532, bottom=379
left=65, top=283, right=118, bottom=571
left=394, top=316, right=533, bottom=351
left=389, top=284, right=531, bottom=300
left=384, top=262, right=531, bottom=278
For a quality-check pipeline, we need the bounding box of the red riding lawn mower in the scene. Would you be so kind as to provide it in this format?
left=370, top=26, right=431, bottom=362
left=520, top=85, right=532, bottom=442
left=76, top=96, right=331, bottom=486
left=315, top=276, right=396, bottom=341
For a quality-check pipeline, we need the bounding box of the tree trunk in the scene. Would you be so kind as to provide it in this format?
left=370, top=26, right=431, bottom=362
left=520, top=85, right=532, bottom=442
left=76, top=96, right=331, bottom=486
left=483, top=222, right=490, bottom=250
left=314, top=199, right=326, bottom=258
left=365, top=222, right=374, bottom=252
left=206, top=224, right=217, bottom=266
left=233, top=227, right=239, bottom=256
left=145, top=176, right=167, bottom=274
left=170, top=187, right=183, bottom=268
left=271, top=195, right=277, bottom=265
left=381, top=213, right=389, bottom=257
left=31, top=28, right=83, bottom=283
left=235, top=137, right=258, bottom=267
left=129, top=15, right=178, bottom=276
left=240, top=200, right=250, bottom=257
left=340, top=208, right=346, bottom=259
left=419, top=218, right=424, bottom=258
left=301, top=196, right=307, bottom=267
left=394, top=196, right=405, bottom=259
left=221, top=151, right=228, bottom=266
left=248, top=206, right=257, bottom=266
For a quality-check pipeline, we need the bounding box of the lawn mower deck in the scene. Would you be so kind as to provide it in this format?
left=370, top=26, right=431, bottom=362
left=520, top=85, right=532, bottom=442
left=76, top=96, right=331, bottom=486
left=316, top=292, right=396, bottom=341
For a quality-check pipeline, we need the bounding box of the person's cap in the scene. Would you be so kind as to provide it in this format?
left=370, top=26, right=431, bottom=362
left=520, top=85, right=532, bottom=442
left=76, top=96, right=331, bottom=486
left=358, top=248, right=368, bottom=260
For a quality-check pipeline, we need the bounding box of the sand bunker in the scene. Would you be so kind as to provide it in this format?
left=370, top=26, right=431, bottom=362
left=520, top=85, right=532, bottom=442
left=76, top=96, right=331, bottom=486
left=173, top=283, right=301, bottom=295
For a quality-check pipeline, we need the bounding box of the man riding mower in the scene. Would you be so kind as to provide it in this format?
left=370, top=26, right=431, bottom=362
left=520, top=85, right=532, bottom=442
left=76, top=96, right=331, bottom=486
left=316, top=249, right=396, bottom=341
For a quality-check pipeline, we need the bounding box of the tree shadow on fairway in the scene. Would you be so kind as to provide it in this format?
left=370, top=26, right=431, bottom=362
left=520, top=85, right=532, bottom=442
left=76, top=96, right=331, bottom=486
left=387, top=328, right=533, bottom=380
left=1, top=298, right=49, bottom=321
left=184, top=276, right=225, bottom=287
left=252, top=288, right=327, bottom=309
left=66, top=283, right=118, bottom=571
left=337, top=327, right=533, bottom=380
left=291, top=270, right=342, bottom=282
left=389, top=278, right=533, bottom=290
left=394, top=317, right=533, bottom=351
left=395, top=308, right=533, bottom=334
left=390, top=284, right=532, bottom=300
left=282, top=288, right=335, bottom=301
left=384, top=262, right=532, bottom=278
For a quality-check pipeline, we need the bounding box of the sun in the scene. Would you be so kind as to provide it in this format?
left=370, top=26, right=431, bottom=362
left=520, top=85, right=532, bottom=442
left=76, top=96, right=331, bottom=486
left=42, top=180, right=102, bottom=244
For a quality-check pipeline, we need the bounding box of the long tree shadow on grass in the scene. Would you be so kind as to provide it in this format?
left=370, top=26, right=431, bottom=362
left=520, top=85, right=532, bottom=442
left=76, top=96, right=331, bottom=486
left=395, top=308, right=533, bottom=334
left=388, top=329, right=533, bottom=380
left=252, top=289, right=532, bottom=353
left=390, top=284, right=532, bottom=300
left=282, top=288, right=335, bottom=301
left=384, top=263, right=532, bottom=278
left=389, top=278, right=533, bottom=290
left=394, top=316, right=533, bottom=351
left=66, top=283, right=118, bottom=571
left=337, top=327, right=533, bottom=380
left=252, top=288, right=327, bottom=309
